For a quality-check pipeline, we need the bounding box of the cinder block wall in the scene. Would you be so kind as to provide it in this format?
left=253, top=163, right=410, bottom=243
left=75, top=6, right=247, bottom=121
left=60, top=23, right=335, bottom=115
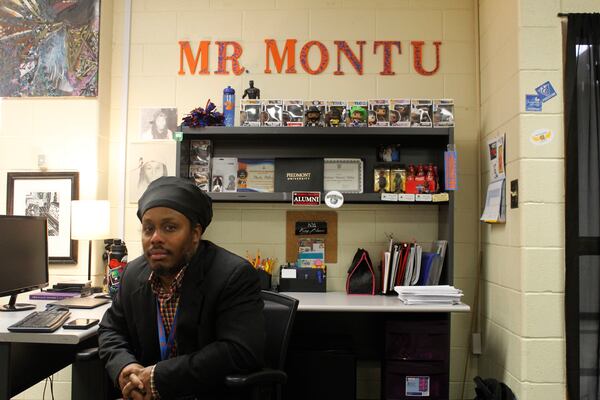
left=479, top=0, right=599, bottom=399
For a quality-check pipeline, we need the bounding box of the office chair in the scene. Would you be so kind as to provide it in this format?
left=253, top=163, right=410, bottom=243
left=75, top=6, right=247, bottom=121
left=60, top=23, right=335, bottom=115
left=73, top=290, right=299, bottom=400
left=225, top=290, right=299, bottom=400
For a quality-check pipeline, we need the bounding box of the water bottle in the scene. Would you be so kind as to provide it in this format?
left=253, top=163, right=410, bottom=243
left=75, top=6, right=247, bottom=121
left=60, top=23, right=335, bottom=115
left=102, top=239, right=114, bottom=294
left=223, top=86, right=235, bottom=127
left=107, top=239, right=128, bottom=299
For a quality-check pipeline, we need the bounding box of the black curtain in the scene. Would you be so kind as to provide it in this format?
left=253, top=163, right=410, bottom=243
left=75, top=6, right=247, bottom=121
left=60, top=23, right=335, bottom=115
left=565, top=13, right=600, bottom=400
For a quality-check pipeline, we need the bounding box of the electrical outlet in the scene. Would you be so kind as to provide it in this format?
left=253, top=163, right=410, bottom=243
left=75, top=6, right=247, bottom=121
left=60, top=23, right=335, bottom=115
left=510, top=180, right=518, bottom=209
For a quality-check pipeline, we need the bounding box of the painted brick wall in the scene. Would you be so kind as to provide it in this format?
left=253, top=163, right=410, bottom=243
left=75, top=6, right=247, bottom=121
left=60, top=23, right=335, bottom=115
left=479, top=0, right=599, bottom=399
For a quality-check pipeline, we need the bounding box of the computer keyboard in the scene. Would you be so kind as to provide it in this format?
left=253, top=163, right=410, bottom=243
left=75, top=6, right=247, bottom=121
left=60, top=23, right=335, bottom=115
left=8, top=307, right=71, bottom=333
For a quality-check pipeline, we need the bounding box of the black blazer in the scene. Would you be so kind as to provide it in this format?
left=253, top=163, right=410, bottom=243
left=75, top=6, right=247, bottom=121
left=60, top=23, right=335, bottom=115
left=98, top=240, right=265, bottom=399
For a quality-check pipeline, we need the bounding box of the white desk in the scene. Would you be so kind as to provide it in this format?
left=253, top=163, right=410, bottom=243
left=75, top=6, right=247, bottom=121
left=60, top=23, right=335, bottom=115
left=0, top=297, right=111, bottom=400
left=286, top=291, right=470, bottom=313
left=0, top=300, right=110, bottom=344
left=0, top=292, right=469, bottom=400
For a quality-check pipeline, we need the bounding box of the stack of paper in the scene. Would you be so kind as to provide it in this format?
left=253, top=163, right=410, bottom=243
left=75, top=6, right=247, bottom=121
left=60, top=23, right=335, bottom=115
left=394, top=285, right=463, bottom=305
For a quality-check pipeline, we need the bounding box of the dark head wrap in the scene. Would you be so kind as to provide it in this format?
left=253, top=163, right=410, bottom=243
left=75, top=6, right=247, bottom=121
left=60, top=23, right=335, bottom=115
left=137, top=176, right=213, bottom=230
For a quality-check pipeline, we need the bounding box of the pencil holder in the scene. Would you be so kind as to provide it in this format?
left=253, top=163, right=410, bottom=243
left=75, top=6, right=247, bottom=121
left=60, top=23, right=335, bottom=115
left=257, top=269, right=272, bottom=290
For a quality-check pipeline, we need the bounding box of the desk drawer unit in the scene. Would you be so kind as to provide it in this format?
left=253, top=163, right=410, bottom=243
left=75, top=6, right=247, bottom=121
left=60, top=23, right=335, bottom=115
left=383, top=317, right=450, bottom=399
left=384, top=360, right=448, bottom=400
left=385, top=319, right=448, bottom=361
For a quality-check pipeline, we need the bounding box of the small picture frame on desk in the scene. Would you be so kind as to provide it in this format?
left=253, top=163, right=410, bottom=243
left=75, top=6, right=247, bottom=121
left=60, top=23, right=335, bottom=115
left=6, top=172, right=79, bottom=264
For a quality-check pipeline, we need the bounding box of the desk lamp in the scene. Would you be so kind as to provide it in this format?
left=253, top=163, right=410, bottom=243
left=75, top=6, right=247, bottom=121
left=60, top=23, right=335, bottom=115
left=71, top=200, right=110, bottom=282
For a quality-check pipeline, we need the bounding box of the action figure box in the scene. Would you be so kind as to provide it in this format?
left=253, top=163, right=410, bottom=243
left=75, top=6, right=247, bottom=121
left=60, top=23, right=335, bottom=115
left=303, top=100, right=326, bottom=127
left=326, top=101, right=347, bottom=127
left=190, top=140, right=211, bottom=166
left=390, top=99, right=411, bottom=127
left=189, top=165, right=210, bottom=192
left=374, top=167, right=391, bottom=193
left=283, top=100, right=305, bottom=127
left=433, top=99, right=455, bottom=127
left=368, top=100, right=390, bottom=127
left=390, top=168, right=406, bottom=193
left=410, top=99, right=433, bottom=128
left=262, top=99, right=283, bottom=127
left=347, top=100, right=368, bottom=127
left=240, top=99, right=261, bottom=127
left=211, top=157, right=238, bottom=192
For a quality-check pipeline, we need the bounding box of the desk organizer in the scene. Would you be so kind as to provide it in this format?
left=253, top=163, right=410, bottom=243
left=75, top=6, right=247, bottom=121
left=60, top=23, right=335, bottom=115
left=278, top=267, right=326, bottom=292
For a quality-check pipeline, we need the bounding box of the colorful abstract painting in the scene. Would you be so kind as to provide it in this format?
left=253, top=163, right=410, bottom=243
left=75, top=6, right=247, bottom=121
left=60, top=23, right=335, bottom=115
left=0, top=0, right=99, bottom=97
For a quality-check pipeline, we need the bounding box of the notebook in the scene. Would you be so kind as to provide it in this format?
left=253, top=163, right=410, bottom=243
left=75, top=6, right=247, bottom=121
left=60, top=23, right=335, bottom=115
left=49, top=296, right=110, bottom=309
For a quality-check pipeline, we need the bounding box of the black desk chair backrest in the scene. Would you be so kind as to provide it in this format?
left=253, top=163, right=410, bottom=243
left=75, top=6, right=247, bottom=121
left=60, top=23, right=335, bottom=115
left=224, top=290, right=299, bottom=400
left=262, top=290, right=299, bottom=370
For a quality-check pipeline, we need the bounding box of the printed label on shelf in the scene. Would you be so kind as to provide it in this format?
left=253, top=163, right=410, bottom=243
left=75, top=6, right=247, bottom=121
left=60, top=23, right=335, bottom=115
left=416, top=194, right=433, bottom=201
left=381, top=193, right=398, bottom=202
left=398, top=193, right=415, bottom=202
left=432, top=192, right=450, bottom=202
left=405, top=376, right=430, bottom=397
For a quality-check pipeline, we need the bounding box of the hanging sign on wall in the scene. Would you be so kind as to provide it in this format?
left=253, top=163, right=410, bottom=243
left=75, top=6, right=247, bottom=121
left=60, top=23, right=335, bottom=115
left=178, top=39, right=442, bottom=77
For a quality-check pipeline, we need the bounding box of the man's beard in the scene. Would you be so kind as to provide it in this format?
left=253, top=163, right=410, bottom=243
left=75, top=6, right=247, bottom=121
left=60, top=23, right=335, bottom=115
left=148, top=247, right=195, bottom=277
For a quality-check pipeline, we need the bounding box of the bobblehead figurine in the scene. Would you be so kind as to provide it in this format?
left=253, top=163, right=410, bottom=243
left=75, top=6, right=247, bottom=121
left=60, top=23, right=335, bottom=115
left=328, top=108, right=342, bottom=127
left=305, top=106, right=323, bottom=127
left=349, top=105, right=367, bottom=127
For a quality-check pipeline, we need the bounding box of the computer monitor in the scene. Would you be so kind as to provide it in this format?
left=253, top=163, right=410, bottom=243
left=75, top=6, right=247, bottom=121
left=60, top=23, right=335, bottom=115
left=0, top=215, right=49, bottom=312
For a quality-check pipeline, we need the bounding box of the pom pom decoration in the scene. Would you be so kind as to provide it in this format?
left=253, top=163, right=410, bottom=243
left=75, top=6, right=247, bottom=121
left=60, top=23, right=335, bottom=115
left=181, top=100, right=225, bottom=127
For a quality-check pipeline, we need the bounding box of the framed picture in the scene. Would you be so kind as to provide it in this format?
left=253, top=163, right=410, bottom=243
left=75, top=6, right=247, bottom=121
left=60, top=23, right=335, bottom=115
left=7, top=172, right=79, bottom=264
left=140, top=107, right=178, bottom=140
left=128, top=141, right=177, bottom=203
left=0, top=0, right=100, bottom=97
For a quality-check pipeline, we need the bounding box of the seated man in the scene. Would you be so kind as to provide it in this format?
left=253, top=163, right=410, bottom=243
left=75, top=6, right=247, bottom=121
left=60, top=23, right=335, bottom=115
left=98, top=176, right=265, bottom=399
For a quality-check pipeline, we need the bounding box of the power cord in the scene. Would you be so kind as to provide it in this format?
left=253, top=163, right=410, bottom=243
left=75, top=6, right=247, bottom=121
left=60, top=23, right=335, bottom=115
left=42, top=375, right=55, bottom=400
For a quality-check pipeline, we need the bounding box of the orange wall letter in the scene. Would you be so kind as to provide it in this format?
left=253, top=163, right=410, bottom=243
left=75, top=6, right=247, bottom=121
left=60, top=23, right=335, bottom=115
left=299, top=41, right=329, bottom=75
left=373, top=41, right=401, bottom=75
left=178, top=41, right=210, bottom=75
left=334, top=41, right=366, bottom=75
left=214, top=41, right=246, bottom=75
left=264, top=39, right=297, bottom=74
left=411, top=41, right=442, bottom=76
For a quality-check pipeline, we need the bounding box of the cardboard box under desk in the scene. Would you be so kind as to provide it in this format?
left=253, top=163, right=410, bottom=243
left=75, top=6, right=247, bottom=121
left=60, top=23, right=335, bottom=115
left=279, top=267, right=326, bottom=292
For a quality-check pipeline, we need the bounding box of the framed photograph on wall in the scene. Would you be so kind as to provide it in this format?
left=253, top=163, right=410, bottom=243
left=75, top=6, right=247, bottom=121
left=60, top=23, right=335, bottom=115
left=140, top=108, right=178, bottom=140
left=7, top=172, right=79, bottom=264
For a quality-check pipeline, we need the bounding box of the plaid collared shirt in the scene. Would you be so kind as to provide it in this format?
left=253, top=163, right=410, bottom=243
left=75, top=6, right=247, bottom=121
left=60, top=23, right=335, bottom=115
left=149, top=266, right=187, bottom=399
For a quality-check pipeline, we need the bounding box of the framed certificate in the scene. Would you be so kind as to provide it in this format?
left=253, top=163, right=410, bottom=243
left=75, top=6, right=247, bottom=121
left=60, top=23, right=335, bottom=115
left=324, top=158, right=363, bottom=193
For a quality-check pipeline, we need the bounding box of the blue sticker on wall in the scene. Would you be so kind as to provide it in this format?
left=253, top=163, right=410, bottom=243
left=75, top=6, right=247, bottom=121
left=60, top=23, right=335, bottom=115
left=535, top=81, right=557, bottom=102
left=525, top=95, right=543, bottom=112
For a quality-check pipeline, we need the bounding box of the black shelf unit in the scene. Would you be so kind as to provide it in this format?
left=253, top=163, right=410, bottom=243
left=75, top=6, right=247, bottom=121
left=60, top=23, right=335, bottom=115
left=175, top=125, right=454, bottom=285
left=177, top=126, right=453, bottom=203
